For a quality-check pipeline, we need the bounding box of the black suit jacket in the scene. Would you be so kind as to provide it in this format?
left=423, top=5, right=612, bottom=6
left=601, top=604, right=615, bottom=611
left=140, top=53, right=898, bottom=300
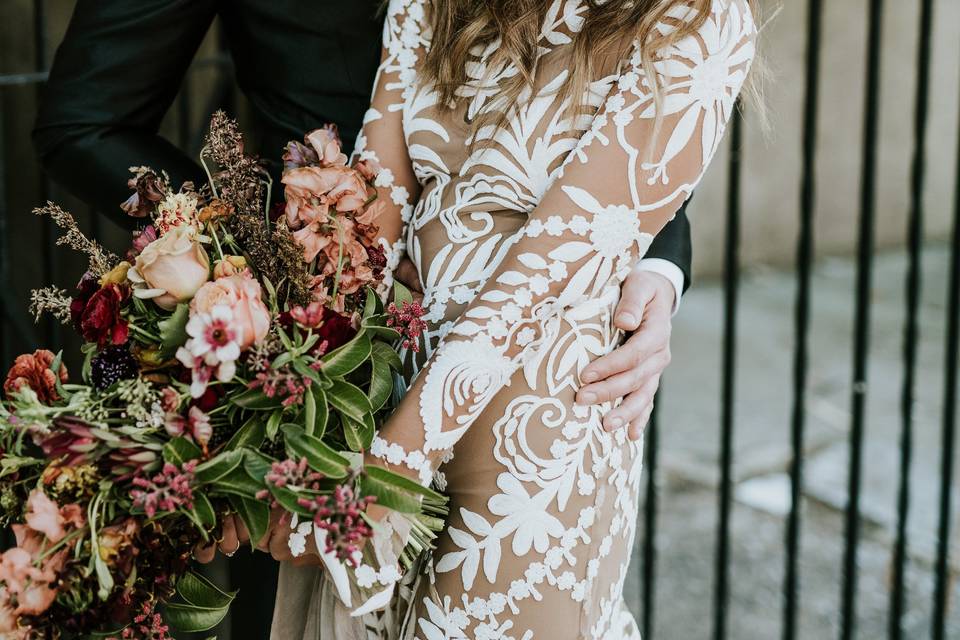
left=33, top=0, right=692, bottom=289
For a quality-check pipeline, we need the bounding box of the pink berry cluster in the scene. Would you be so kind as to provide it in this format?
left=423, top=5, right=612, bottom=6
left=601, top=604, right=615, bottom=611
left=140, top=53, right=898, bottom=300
left=249, top=360, right=322, bottom=407
left=110, top=601, right=172, bottom=640
left=301, top=483, right=376, bottom=567
left=129, top=461, right=197, bottom=518
left=385, top=300, right=427, bottom=353
left=255, top=458, right=325, bottom=505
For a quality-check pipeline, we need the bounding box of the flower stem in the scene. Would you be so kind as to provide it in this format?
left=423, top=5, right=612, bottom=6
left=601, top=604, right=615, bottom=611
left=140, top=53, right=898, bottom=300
left=200, top=149, right=220, bottom=200
left=211, top=223, right=227, bottom=261
left=331, top=217, right=346, bottom=303
left=127, top=323, right=161, bottom=343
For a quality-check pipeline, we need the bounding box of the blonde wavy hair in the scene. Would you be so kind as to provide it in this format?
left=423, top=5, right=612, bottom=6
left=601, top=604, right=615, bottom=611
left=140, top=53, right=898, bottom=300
left=421, top=0, right=761, bottom=133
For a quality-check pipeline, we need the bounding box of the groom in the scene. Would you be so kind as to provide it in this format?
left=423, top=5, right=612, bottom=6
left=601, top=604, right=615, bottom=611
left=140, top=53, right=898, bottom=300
left=33, top=0, right=691, bottom=636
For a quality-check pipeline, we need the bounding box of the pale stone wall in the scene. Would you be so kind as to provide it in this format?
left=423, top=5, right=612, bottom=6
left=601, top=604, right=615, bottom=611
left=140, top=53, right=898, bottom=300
left=689, top=0, right=960, bottom=277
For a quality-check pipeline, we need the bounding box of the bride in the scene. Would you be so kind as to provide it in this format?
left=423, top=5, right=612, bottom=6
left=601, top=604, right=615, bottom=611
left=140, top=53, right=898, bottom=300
left=266, top=0, right=756, bottom=637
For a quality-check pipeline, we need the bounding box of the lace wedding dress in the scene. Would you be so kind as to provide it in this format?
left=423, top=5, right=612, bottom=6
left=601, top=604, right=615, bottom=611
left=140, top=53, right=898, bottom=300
left=271, top=0, right=755, bottom=638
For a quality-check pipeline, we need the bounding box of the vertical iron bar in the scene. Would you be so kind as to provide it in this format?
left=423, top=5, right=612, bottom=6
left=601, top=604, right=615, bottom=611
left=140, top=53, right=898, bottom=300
left=840, top=0, right=885, bottom=637
left=931, top=58, right=960, bottom=640
left=713, top=103, right=744, bottom=640
left=890, top=0, right=934, bottom=636
left=642, top=400, right=660, bottom=640
left=783, top=1, right=824, bottom=637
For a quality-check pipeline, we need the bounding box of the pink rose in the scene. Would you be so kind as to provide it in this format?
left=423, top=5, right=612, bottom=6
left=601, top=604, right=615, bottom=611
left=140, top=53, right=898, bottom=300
left=191, top=273, right=271, bottom=349
left=129, top=225, right=210, bottom=310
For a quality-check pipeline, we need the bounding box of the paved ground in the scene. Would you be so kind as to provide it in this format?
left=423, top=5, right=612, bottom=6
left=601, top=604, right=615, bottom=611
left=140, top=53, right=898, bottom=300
left=623, top=243, right=960, bottom=639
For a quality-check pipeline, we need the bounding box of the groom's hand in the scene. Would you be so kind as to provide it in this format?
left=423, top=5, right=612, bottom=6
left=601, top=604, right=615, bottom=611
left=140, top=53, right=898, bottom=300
left=577, top=269, right=676, bottom=441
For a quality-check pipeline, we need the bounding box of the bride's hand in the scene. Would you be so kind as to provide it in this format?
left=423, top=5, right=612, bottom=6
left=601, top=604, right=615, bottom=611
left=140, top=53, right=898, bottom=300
left=260, top=507, right=324, bottom=567
left=194, top=514, right=251, bottom=564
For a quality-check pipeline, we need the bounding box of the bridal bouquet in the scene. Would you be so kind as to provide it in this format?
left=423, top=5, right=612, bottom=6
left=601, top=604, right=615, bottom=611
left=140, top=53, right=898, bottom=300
left=0, top=113, right=445, bottom=638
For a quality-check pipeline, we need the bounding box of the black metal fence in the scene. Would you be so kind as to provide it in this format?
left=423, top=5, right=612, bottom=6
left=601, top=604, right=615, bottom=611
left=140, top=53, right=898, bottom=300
left=0, top=1, right=958, bottom=639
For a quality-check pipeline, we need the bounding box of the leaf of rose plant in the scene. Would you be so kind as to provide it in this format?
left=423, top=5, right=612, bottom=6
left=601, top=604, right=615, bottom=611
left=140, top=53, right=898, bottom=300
left=157, top=303, right=190, bottom=359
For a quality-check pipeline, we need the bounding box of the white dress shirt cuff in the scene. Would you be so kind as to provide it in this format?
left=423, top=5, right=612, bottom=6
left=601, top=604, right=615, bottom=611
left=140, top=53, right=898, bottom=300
left=635, top=258, right=685, bottom=315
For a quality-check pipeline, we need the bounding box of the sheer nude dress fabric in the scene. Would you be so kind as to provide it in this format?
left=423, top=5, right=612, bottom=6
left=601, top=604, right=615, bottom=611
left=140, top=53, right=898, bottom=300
left=271, top=1, right=755, bottom=638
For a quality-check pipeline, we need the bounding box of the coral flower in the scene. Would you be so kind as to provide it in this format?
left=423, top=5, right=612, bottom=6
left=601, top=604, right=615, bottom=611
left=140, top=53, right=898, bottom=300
left=3, top=349, right=67, bottom=404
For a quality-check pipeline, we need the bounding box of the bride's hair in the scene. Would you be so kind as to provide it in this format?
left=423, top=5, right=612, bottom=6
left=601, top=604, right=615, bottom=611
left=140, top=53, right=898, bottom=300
left=421, top=0, right=761, bottom=133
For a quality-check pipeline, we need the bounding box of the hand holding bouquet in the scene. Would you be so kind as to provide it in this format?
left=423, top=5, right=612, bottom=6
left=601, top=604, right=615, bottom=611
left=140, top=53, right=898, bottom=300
left=0, top=113, right=444, bottom=638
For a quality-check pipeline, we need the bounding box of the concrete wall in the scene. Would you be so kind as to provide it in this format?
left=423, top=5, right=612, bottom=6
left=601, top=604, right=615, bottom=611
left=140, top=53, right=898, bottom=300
left=688, top=0, right=960, bottom=277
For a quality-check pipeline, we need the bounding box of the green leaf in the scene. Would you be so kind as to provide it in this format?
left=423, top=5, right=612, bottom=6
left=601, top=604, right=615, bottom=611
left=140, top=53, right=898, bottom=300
left=194, top=450, right=244, bottom=485
left=368, top=357, right=394, bottom=412
left=228, top=495, right=270, bottom=547
left=176, top=571, right=236, bottom=609
left=305, top=387, right=328, bottom=438
left=209, top=466, right=262, bottom=498
left=163, top=438, right=203, bottom=466
left=158, top=304, right=191, bottom=358
left=303, top=386, right=316, bottom=436
left=271, top=352, right=294, bottom=370
left=232, top=388, right=283, bottom=410
left=360, top=468, right=423, bottom=514
left=321, top=334, right=372, bottom=378
left=164, top=602, right=231, bottom=633
left=192, top=493, right=216, bottom=529
left=393, top=281, right=413, bottom=306
left=327, top=380, right=372, bottom=423
left=268, top=485, right=314, bottom=517
left=242, top=448, right=273, bottom=481
left=363, top=288, right=378, bottom=319
left=265, top=409, right=283, bottom=441
left=371, top=341, right=403, bottom=371
left=281, top=424, right=349, bottom=478
left=341, top=413, right=374, bottom=452
left=224, top=415, right=266, bottom=451
left=364, top=321, right=402, bottom=342
left=292, top=358, right=324, bottom=386
left=365, top=465, right=446, bottom=503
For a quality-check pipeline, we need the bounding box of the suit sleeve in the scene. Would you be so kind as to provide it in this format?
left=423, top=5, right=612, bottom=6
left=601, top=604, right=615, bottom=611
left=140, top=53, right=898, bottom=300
left=369, top=0, right=756, bottom=485
left=32, top=0, right=217, bottom=225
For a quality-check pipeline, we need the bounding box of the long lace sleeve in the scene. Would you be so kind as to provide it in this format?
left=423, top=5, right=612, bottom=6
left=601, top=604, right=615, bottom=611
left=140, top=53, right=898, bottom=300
left=371, top=0, right=756, bottom=483
left=351, top=0, right=427, bottom=290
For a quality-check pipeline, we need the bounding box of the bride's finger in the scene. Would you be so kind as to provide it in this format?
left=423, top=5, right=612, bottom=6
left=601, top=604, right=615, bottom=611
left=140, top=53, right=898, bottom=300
left=269, top=527, right=292, bottom=562
left=219, top=516, right=240, bottom=557
left=194, top=542, right=217, bottom=564
left=234, top=516, right=251, bottom=545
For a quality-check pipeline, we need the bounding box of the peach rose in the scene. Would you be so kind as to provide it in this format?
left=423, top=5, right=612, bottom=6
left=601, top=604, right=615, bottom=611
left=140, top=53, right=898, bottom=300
left=305, top=127, right=347, bottom=167
left=283, top=165, right=369, bottom=230
left=191, top=273, right=271, bottom=349
left=24, top=491, right=67, bottom=543
left=129, top=225, right=210, bottom=310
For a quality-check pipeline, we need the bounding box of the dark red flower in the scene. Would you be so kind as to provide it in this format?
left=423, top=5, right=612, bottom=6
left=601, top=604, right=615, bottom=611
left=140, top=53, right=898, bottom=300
left=314, top=307, right=357, bottom=352
left=269, top=201, right=287, bottom=223
left=3, top=349, right=68, bottom=404
left=69, top=272, right=100, bottom=328
left=121, top=170, right=167, bottom=219
left=77, top=284, right=130, bottom=348
left=191, top=385, right=223, bottom=413
left=366, top=245, right=387, bottom=280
